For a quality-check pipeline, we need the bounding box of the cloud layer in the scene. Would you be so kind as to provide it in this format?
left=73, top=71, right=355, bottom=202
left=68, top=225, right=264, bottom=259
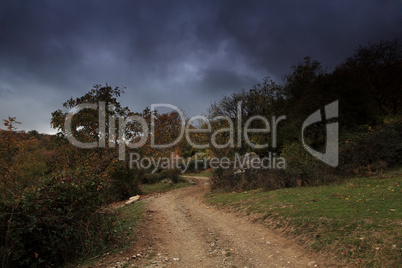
left=0, top=0, right=401, bottom=133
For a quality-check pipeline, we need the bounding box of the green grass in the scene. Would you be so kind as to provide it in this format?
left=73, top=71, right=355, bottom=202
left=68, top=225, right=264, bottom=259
left=183, top=169, right=214, bottom=177
left=113, top=201, right=145, bottom=250
left=141, top=178, right=191, bottom=194
left=206, top=168, right=402, bottom=267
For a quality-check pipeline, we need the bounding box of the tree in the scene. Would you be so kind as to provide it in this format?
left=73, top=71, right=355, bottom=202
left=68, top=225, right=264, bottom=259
left=51, top=84, right=134, bottom=145
left=339, top=39, right=402, bottom=115
left=208, top=77, right=287, bottom=156
left=283, top=57, right=325, bottom=103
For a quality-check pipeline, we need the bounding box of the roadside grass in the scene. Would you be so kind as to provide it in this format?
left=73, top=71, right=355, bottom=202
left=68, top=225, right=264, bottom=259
left=72, top=201, right=144, bottom=267
left=184, top=169, right=214, bottom=177
left=112, top=201, right=145, bottom=251
left=141, top=178, right=191, bottom=194
left=206, top=168, right=402, bottom=267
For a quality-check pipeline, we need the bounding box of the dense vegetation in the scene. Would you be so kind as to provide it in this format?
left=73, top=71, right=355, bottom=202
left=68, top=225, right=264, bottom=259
left=0, top=88, right=183, bottom=267
left=207, top=39, right=401, bottom=191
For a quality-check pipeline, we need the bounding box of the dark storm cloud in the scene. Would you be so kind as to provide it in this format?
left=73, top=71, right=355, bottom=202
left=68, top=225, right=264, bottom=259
left=211, top=0, right=402, bottom=77
left=0, top=0, right=401, bottom=133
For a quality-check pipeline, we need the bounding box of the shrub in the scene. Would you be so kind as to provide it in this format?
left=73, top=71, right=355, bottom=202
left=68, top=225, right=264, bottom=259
left=0, top=176, right=116, bottom=267
left=142, top=172, right=164, bottom=184
left=211, top=146, right=338, bottom=192
left=281, top=142, right=337, bottom=186
left=161, top=169, right=180, bottom=183
left=105, top=166, right=142, bottom=202
left=339, top=120, right=402, bottom=172
left=211, top=167, right=287, bottom=192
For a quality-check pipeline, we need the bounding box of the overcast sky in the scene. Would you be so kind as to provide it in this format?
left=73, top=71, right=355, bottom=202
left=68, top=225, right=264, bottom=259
left=0, top=0, right=401, bottom=133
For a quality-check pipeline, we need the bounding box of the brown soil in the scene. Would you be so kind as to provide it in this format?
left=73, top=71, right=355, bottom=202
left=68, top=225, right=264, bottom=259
left=90, top=177, right=337, bottom=268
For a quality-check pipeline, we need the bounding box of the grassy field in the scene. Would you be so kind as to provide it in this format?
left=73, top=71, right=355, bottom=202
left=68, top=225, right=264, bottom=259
left=206, top=168, right=402, bottom=267
left=141, top=178, right=191, bottom=194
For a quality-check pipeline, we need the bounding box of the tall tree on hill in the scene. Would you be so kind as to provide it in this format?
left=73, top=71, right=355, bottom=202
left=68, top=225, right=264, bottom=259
left=51, top=84, right=134, bottom=145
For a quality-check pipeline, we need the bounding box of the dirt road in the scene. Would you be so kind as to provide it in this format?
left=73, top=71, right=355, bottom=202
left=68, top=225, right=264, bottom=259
left=97, top=177, right=329, bottom=267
